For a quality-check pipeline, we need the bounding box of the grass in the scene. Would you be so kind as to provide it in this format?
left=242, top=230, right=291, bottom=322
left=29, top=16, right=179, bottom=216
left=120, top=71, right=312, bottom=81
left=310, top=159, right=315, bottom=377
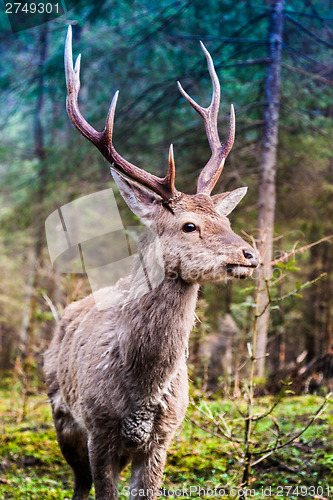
left=0, top=375, right=332, bottom=499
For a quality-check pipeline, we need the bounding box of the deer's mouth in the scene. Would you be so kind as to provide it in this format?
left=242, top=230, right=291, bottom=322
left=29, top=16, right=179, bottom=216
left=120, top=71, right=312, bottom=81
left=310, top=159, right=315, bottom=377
left=226, top=264, right=256, bottom=279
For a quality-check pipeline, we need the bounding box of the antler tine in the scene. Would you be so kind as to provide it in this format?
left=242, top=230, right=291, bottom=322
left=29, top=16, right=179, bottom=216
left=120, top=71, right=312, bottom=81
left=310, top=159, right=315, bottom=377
left=64, top=26, right=179, bottom=202
left=177, top=42, right=235, bottom=196
left=65, top=26, right=102, bottom=144
left=167, top=144, right=176, bottom=193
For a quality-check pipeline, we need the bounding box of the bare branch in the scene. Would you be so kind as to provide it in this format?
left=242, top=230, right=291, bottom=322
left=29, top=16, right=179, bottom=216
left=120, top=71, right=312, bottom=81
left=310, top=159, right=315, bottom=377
left=252, top=394, right=332, bottom=457
left=284, top=43, right=330, bottom=70
left=270, top=235, right=333, bottom=266
left=168, top=33, right=269, bottom=44
left=286, top=14, right=333, bottom=49
left=281, top=102, right=331, bottom=137
left=282, top=63, right=333, bottom=86
left=284, top=8, right=333, bottom=23
left=216, top=58, right=270, bottom=68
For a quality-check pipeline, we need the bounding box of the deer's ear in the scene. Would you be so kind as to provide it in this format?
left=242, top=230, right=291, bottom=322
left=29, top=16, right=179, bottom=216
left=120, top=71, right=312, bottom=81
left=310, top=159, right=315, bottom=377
left=111, top=168, right=162, bottom=225
left=212, top=187, right=248, bottom=216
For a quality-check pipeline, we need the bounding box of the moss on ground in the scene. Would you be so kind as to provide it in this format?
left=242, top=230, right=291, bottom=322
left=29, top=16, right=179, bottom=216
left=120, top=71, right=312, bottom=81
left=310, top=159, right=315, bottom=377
left=0, top=375, right=332, bottom=499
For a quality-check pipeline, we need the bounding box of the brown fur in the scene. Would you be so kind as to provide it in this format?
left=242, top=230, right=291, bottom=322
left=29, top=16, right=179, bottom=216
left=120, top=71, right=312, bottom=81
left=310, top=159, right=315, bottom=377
left=44, top=185, right=259, bottom=499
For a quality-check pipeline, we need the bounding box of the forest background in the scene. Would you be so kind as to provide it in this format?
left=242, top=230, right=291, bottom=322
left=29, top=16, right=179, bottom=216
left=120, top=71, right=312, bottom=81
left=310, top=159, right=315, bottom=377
left=0, top=0, right=332, bottom=395
left=0, top=0, right=333, bottom=497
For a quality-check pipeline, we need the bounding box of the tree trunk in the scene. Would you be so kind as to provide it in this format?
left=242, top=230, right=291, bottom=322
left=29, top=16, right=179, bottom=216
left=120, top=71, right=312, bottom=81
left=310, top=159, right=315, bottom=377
left=20, top=25, right=49, bottom=395
left=255, top=0, right=284, bottom=378
left=304, top=242, right=322, bottom=359
left=323, top=243, right=332, bottom=354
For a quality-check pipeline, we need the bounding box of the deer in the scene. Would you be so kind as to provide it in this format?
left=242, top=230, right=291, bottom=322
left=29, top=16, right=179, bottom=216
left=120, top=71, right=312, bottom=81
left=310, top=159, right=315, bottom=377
left=44, top=25, right=259, bottom=500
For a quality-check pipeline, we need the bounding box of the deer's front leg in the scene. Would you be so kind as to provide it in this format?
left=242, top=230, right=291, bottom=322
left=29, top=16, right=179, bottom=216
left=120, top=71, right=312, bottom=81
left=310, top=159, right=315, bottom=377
left=121, top=403, right=156, bottom=447
left=88, top=434, right=128, bottom=500
left=129, top=444, right=168, bottom=500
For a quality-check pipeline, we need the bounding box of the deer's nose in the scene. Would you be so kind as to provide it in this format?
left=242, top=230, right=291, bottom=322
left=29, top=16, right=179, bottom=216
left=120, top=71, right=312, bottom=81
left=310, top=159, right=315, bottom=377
left=242, top=248, right=260, bottom=267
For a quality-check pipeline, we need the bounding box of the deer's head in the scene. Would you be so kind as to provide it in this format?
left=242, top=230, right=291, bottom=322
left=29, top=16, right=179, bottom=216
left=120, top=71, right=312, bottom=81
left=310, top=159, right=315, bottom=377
left=64, top=27, right=259, bottom=284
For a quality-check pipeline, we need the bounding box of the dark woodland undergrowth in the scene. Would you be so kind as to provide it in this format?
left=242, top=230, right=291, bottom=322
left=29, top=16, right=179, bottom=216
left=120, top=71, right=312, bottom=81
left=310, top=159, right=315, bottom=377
left=0, top=374, right=332, bottom=499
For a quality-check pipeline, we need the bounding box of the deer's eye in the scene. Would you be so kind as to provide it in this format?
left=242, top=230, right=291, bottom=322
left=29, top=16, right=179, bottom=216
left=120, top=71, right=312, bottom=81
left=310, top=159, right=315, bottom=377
left=183, top=222, right=197, bottom=233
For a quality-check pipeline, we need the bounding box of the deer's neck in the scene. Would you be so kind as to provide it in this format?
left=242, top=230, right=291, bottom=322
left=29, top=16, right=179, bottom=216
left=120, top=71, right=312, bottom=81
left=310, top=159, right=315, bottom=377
left=118, top=269, right=199, bottom=402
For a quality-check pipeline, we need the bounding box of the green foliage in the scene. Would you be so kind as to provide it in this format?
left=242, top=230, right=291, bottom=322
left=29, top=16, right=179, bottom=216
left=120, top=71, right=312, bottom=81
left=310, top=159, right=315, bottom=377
left=0, top=4, right=332, bottom=497
left=0, top=0, right=332, bottom=429
left=0, top=384, right=332, bottom=499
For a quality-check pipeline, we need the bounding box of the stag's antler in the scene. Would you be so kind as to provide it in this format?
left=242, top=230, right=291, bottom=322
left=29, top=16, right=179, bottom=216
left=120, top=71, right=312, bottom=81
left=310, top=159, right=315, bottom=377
left=64, top=25, right=179, bottom=202
left=177, top=42, right=235, bottom=196
left=65, top=27, right=234, bottom=200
